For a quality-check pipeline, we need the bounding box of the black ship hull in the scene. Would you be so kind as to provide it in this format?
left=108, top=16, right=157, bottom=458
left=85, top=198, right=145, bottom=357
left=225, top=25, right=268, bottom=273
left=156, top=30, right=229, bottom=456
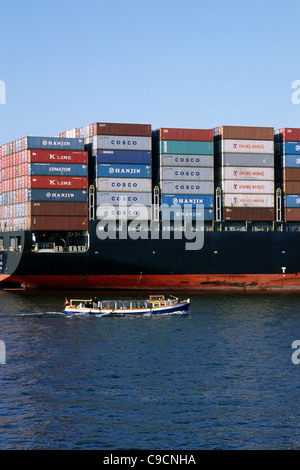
left=1, top=222, right=300, bottom=292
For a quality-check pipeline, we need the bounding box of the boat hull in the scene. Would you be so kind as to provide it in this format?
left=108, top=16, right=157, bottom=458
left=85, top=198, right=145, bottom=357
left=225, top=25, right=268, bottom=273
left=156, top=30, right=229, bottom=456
left=64, top=300, right=190, bottom=316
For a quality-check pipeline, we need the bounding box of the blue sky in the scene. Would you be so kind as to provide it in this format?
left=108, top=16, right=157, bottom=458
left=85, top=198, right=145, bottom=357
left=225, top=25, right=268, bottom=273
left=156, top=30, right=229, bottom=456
left=0, top=0, right=300, bottom=143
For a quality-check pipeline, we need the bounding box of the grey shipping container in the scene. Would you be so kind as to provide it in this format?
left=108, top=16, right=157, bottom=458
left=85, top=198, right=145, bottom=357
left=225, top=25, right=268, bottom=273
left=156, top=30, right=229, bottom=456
left=159, top=154, right=214, bottom=167
left=97, top=177, right=152, bottom=192
left=97, top=191, right=152, bottom=206
left=161, top=181, right=214, bottom=195
left=91, top=135, right=151, bottom=151
left=160, top=166, right=213, bottom=181
left=219, top=154, right=274, bottom=167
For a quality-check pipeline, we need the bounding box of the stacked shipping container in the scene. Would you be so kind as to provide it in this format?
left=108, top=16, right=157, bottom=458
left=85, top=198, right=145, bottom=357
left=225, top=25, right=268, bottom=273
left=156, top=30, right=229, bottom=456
left=82, top=122, right=152, bottom=220
left=214, top=126, right=275, bottom=221
left=275, top=128, right=300, bottom=221
left=153, top=128, right=214, bottom=221
left=0, top=138, right=88, bottom=231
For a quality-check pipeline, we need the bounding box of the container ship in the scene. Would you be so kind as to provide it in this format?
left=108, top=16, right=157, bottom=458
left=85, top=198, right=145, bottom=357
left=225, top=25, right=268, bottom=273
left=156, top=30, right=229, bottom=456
left=1, top=123, right=300, bottom=292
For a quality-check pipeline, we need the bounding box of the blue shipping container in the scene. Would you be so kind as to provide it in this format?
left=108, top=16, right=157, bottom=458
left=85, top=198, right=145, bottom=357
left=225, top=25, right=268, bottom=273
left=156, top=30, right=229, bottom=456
left=280, top=142, right=300, bottom=155
left=31, top=163, right=88, bottom=176
left=30, top=189, right=88, bottom=202
left=283, top=154, right=300, bottom=168
left=284, top=195, right=300, bottom=207
left=94, top=150, right=151, bottom=165
left=25, top=136, right=84, bottom=150
left=161, top=194, right=214, bottom=208
left=97, top=163, right=151, bottom=178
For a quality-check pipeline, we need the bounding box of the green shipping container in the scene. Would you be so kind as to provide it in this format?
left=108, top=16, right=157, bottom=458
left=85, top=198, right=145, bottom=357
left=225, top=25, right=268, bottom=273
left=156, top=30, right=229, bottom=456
left=159, top=140, right=213, bottom=155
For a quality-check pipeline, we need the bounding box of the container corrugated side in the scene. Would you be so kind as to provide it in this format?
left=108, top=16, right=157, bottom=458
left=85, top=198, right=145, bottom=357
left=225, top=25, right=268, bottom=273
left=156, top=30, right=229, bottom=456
left=224, top=207, right=275, bottom=221
left=157, top=128, right=213, bottom=141
left=224, top=194, right=274, bottom=208
left=31, top=201, right=88, bottom=216
left=283, top=169, right=300, bottom=181
left=160, top=194, right=214, bottom=208
left=159, top=154, right=213, bottom=167
left=31, top=215, right=88, bottom=230
left=97, top=191, right=152, bottom=206
left=30, top=176, right=88, bottom=189
left=215, top=126, right=274, bottom=140
left=222, top=180, right=274, bottom=194
left=161, top=181, right=214, bottom=195
left=97, top=177, right=151, bottom=192
left=92, top=135, right=151, bottom=151
left=30, top=149, right=88, bottom=164
left=31, top=163, right=88, bottom=176
left=159, top=140, right=213, bottom=155
left=96, top=163, right=151, bottom=178
left=222, top=167, right=274, bottom=181
left=219, top=154, right=274, bottom=167
left=94, top=150, right=151, bottom=165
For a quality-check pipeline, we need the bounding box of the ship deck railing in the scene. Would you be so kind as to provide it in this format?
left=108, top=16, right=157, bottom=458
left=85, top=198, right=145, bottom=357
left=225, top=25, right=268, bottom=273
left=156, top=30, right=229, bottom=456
left=32, top=243, right=88, bottom=253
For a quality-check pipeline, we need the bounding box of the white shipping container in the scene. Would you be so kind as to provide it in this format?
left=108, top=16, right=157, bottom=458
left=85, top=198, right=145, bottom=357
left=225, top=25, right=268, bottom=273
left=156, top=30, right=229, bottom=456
left=96, top=204, right=151, bottom=220
left=160, top=166, right=213, bottom=181
left=223, top=180, right=274, bottom=194
left=160, top=154, right=213, bottom=167
left=161, top=181, right=214, bottom=195
left=92, top=135, right=151, bottom=151
left=222, top=139, right=274, bottom=154
left=224, top=194, right=274, bottom=208
left=65, top=128, right=78, bottom=138
left=97, top=191, right=152, bottom=206
left=222, top=166, right=274, bottom=181
left=97, top=177, right=152, bottom=192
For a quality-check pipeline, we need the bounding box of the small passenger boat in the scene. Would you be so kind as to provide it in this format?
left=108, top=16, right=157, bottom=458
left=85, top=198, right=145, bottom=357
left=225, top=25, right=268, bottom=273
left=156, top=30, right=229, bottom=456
left=64, top=295, right=190, bottom=316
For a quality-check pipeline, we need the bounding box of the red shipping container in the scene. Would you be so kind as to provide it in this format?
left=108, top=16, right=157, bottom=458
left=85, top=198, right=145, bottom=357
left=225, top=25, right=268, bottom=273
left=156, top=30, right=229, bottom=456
left=284, top=208, right=300, bottom=221
left=283, top=181, right=300, bottom=194
left=224, top=207, right=275, bottom=221
left=31, top=201, right=88, bottom=216
left=30, top=176, right=88, bottom=189
left=158, top=127, right=214, bottom=142
left=30, top=216, right=89, bottom=231
left=29, top=149, right=88, bottom=164
left=89, top=122, right=151, bottom=137
left=216, top=126, right=274, bottom=140
left=278, top=128, right=300, bottom=141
